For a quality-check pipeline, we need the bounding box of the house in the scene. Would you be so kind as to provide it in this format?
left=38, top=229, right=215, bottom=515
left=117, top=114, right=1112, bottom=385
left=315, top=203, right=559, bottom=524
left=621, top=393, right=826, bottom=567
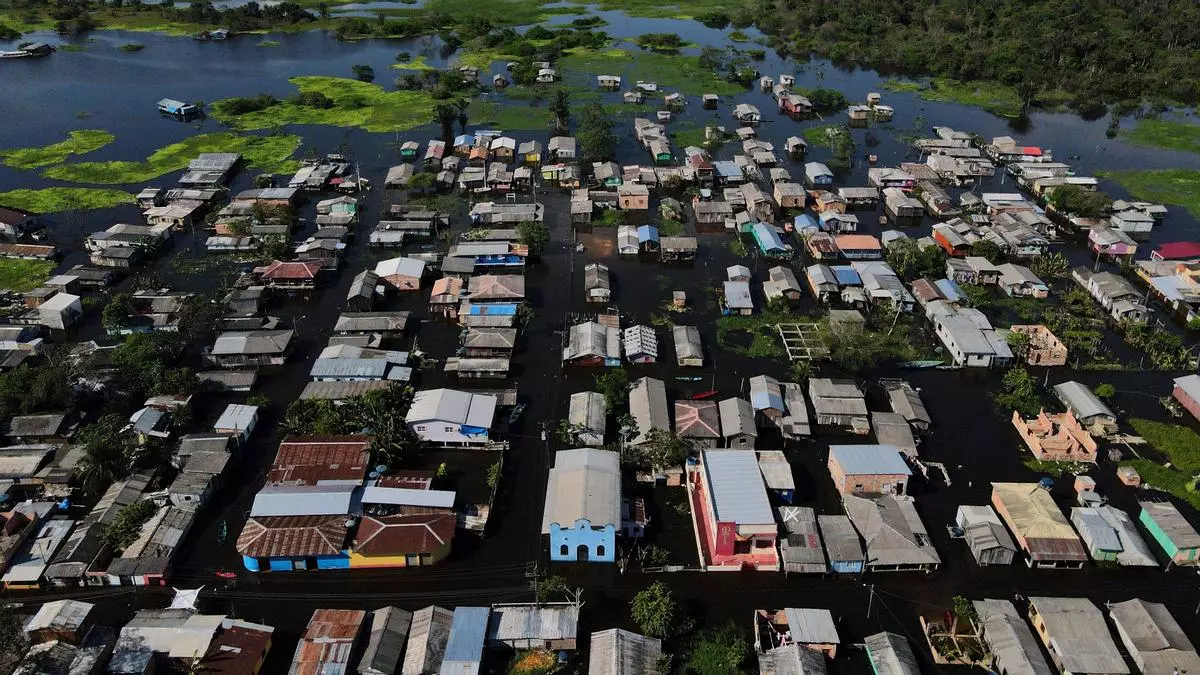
left=289, top=609, right=367, bottom=675
left=346, top=270, right=381, bottom=312
left=486, top=604, right=577, bottom=652
left=808, top=379, right=869, bottom=434
left=44, top=473, right=152, bottom=586
left=0, top=205, right=39, bottom=239
left=991, top=483, right=1088, bottom=568
left=805, top=162, right=834, bottom=187
left=1010, top=325, right=1067, bottom=366
left=1012, top=409, right=1097, bottom=463
left=661, top=236, right=698, bottom=262
left=637, top=224, right=660, bottom=253
left=775, top=507, right=826, bottom=574
left=1072, top=267, right=1150, bottom=323
left=1088, top=222, right=1138, bottom=261
left=1026, top=597, right=1129, bottom=675
left=828, top=445, right=910, bottom=496
left=755, top=607, right=839, bottom=659
left=723, top=281, right=754, bottom=315
left=926, top=300, right=1013, bottom=368
left=1173, top=374, right=1200, bottom=423
left=205, top=330, right=293, bottom=368
left=997, top=264, right=1049, bottom=298
left=468, top=274, right=525, bottom=303
left=718, top=398, right=757, bottom=448
left=1070, top=506, right=1157, bottom=567
left=882, top=188, right=923, bottom=222
left=1139, top=500, right=1200, bottom=566
left=518, top=140, right=542, bottom=165
left=543, top=448, right=620, bottom=563
left=622, top=325, right=658, bottom=364
left=357, top=607, right=413, bottom=675
left=691, top=450, right=779, bottom=570
left=618, top=184, right=650, bottom=210
left=442, top=607, right=490, bottom=675
left=1050, top=383, right=1115, bottom=439
left=334, top=312, right=409, bottom=336
left=629, top=377, right=669, bottom=446
left=255, top=260, right=324, bottom=291
left=1152, top=241, right=1200, bottom=261
left=616, top=226, right=639, bottom=256
left=835, top=234, right=881, bottom=260
left=400, top=606, right=454, bottom=675
left=213, top=403, right=258, bottom=444
left=972, top=599, right=1054, bottom=675
left=870, top=412, right=917, bottom=458
left=588, top=629, right=661, bottom=675
left=180, top=152, right=240, bottom=186
left=756, top=451, right=795, bottom=504
left=462, top=327, right=516, bottom=358
left=956, top=505, right=1017, bottom=566
left=23, top=598, right=96, bottom=644
left=1107, top=599, right=1200, bottom=675
left=748, top=374, right=786, bottom=425
left=733, top=103, right=761, bottom=124
left=674, top=400, right=720, bottom=446
left=773, top=182, right=806, bottom=209
left=844, top=494, right=940, bottom=572
left=385, top=164, right=415, bottom=188
left=562, top=321, right=621, bottom=366
left=881, top=381, right=930, bottom=435
left=814, top=514, right=863, bottom=574
left=405, top=389, right=497, bottom=446
left=351, top=487, right=456, bottom=569
left=37, top=293, right=82, bottom=331
left=108, top=609, right=229, bottom=674
left=672, top=325, right=703, bottom=367
left=864, top=633, right=921, bottom=675
left=567, top=392, right=606, bottom=447
left=585, top=263, right=611, bottom=303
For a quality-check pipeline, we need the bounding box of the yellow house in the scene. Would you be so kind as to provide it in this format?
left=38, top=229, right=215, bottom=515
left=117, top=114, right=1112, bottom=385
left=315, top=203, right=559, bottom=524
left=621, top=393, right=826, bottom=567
left=349, top=512, right=455, bottom=568
left=520, top=140, right=543, bottom=166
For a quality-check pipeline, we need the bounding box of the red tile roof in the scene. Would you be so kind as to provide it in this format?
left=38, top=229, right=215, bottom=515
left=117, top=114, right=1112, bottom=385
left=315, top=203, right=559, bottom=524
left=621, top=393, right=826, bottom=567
left=354, top=511, right=455, bottom=557
left=236, top=515, right=349, bottom=558
left=377, top=470, right=435, bottom=490
left=259, top=260, right=323, bottom=280
left=267, top=436, right=370, bottom=485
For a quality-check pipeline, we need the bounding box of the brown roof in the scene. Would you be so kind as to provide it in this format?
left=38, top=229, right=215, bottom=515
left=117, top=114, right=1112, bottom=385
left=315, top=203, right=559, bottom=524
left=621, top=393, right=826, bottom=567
left=259, top=260, right=323, bottom=280
left=267, top=436, right=370, bottom=485
left=201, top=624, right=274, bottom=674
left=354, top=511, right=455, bottom=557
left=430, top=276, right=463, bottom=297
left=237, top=515, right=348, bottom=558
left=377, top=471, right=435, bottom=489
left=292, top=609, right=367, bottom=675
left=0, top=243, right=55, bottom=258
left=0, top=206, right=34, bottom=225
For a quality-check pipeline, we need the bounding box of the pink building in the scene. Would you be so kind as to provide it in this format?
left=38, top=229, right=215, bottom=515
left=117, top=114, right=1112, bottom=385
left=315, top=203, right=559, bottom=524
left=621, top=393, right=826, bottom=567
left=1173, top=374, right=1200, bottom=423
left=1011, top=409, right=1098, bottom=463
left=688, top=450, right=778, bottom=571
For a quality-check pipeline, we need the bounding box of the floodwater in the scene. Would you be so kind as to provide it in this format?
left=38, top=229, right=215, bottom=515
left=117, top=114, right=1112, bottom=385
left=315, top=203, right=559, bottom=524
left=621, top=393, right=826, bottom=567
left=4, top=9, right=1200, bottom=674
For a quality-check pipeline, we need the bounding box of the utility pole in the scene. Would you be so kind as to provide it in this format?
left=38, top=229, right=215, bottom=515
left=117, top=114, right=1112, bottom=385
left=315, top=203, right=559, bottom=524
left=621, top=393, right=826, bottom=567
left=865, top=583, right=875, bottom=619
left=526, top=562, right=540, bottom=602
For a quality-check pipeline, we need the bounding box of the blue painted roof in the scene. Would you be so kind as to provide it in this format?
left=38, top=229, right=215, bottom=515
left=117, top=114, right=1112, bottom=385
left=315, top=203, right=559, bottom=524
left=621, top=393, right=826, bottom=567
left=934, top=278, right=964, bottom=303
left=444, top=607, right=490, bottom=667
left=637, top=225, right=660, bottom=242
left=750, top=389, right=784, bottom=412
left=467, top=303, right=518, bottom=316
left=829, top=445, right=912, bottom=476
left=752, top=222, right=786, bottom=253
left=794, top=214, right=818, bottom=229
left=454, top=134, right=475, bottom=146
left=831, top=266, right=861, bottom=286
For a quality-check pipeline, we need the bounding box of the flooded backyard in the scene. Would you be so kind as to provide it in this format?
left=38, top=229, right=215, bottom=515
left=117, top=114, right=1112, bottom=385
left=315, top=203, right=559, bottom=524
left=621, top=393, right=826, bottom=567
left=3, top=8, right=1200, bottom=674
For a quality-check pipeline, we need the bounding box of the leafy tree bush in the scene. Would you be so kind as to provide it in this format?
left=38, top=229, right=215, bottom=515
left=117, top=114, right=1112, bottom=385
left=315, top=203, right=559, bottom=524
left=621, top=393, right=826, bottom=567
left=683, top=622, right=751, bottom=675
left=631, top=582, right=678, bottom=639
left=993, top=368, right=1040, bottom=417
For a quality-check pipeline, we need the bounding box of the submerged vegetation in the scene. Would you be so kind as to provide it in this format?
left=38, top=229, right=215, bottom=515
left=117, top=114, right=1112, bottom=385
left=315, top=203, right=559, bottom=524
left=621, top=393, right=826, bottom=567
left=211, top=77, right=437, bottom=133
left=0, top=259, right=55, bottom=293
left=43, top=132, right=302, bottom=184
left=0, top=187, right=135, bottom=212
left=1124, top=418, right=1200, bottom=510
left=0, top=130, right=115, bottom=170
left=1097, top=169, right=1200, bottom=219
left=1122, top=117, right=1200, bottom=155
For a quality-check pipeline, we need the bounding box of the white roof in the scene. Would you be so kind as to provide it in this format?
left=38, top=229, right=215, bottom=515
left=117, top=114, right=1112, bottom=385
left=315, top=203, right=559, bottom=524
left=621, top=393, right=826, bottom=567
left=375, top=256, right=427, bottom=278
left=541, top=448, right=621, bottom=533
left=248, top=484, right=356, bottom=517
left=40, top=293, right=80, bottom=312
left=406, top=388, right=497, bottom=429
left=701, top=450, right=773, bottom=526
left=362, top=485, right=456, bottom=509
left=213, top=403, right=257, bottom=432
left=783, top=608, right=840, bottom=645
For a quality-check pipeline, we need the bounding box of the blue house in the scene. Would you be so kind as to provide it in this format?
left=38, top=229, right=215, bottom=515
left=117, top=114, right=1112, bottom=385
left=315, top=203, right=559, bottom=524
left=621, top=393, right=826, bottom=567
left=817, top=514, right=865, bottom=573
left=794, top=213, right=818, bottom=233
left=804, top=161, right=834, bottom=187
left=158, top=98, right=199, bottom=117
left=542, top=448, right=621, bottom=563
left=442, top=607, right=490, bottom=675
left=636, top=225, right=660, bottom=253
left=238, top=484, right=358, bottom=572
left=751, top=222, right=789, bottom=258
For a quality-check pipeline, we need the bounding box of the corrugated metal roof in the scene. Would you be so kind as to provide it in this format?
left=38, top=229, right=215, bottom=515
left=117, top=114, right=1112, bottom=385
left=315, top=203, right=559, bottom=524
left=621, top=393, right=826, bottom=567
left=214, top=404, right=257, bottom=432
left=406, top=389, right=497, bottom=428
left=749, top=375, right=785, bottom=412
left=588, top=629, right=662, bottom=675
left=844, top=495, right=940, bottom=568
left=360, top=607, right=413, bottom=675
left=1027, top=597, right=1129, bottom=675
left=758, top=643, right=827, bottom=675
left=291, top=609, right=367, bottom=675
left=541, top=448, right=621, bottom=533
left=973, top=599, right=1053, bottom=675
left=757, top=451, right=795, bottom=491
left=403, top=606, right=454, bottom=675
left=1139, top=501, right=1200, bottom=548
left=362, top=486, right=455, bottom=509
left=487, top=604, right=578, bottom=644
left=441, top=607, right=490, bottom=675
left=250, top=484, right=357, bottom=517
left=864, top=633, right=920, bottom=675
left=701, top=450, right=774, bottom=526
left=629, top=378, right=669, bottom=445
left=783, top=608, right=839, bottom=645
left=1051, top=381, right=1115, bottom=421
left=829, top=445, right=911, bottom=476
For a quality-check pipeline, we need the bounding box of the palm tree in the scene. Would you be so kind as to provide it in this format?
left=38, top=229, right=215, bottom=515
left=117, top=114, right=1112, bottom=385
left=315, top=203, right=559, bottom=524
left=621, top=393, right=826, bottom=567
left=549, top=88, right=570, bottom=133
left=455, top=98, right=470, bottom=133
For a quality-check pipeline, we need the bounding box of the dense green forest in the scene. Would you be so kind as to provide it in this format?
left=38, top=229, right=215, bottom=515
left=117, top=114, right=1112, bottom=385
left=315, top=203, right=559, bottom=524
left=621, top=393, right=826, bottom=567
left=750, top=0, right=1200, bottom=111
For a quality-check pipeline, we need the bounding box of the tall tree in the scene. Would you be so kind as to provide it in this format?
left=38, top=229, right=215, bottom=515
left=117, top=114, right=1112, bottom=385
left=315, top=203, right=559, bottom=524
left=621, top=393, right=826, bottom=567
left=433, top=102, right=459, bottom=144
left=630, top=581, right=678, bottom=639
left=549, top=88, right=571, bottom=133
left=517, top=220, right=550, bottom=258
left=576, top=102, right=617, bottom=164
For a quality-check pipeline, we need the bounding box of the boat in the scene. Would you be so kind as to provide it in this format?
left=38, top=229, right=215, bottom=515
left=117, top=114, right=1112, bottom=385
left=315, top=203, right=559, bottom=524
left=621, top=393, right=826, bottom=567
left=676, top=376, right=702, bottom=382
left=214, top=570, right=237, bottom=579
left=0, top=43, right=54, bottom=59
left=691, top=389, right=718, bottom=400
left=507, top=403, right=526, bottom=424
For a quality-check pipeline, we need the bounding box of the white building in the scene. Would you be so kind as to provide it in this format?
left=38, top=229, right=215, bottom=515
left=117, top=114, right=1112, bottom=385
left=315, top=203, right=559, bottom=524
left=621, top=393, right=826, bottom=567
left=405, top=388, right=498, bottom=446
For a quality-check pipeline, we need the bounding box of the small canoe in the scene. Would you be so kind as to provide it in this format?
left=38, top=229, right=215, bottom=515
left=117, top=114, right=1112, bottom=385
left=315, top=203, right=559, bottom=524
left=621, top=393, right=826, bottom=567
left=691, top=389, right=718, bottom=400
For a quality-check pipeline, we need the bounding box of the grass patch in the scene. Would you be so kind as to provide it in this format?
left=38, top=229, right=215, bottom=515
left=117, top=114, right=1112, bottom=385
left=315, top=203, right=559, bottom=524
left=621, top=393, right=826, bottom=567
left=883, top=77, right=1022, bottom=117
left=0, top=187, right=135, bottom=213
left=1120, top=418, right=1200, bottom=510
left=1097, top=168, right=1200, bottom=218
left=559, top=47, right=744, bottom=96
left=467, top=99, right=553, bottom=131
left=43, top=132, right=302, bottom=185
left=802, top=124, right=838, bottom=144
left=728, top=30, right=749, bottom=41
left=210, top=76, right=436, bottom=133
left=0, top=130, right=115, bottom=170
left=671, top=123, right=707, bottom=148
left=59, top=43, right=86, bottom=52
left=716, top=313, right=786, bottom=358
left=1123, top=117, right=1200, bottom=154
left=0, top=259, right=56, bottom=293
left=117, top=42, right=144, bottom=52
left=1021, top=456, right=1090, bottom=475
left=389, top=55, right=433, bottom=70
left=256, top=39, right=281, bottom=47
left=658, top=218, right=684, bottom=236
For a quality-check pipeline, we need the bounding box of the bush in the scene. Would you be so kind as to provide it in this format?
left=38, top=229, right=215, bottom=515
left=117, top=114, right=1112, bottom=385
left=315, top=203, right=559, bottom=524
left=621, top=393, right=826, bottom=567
left=695, top=11, right=730, bottom=28
left=292, top=91, right=335, bottom=108
left=351, top=64, right=376, bottom=82
left=215, top=93, right=279, bottom=115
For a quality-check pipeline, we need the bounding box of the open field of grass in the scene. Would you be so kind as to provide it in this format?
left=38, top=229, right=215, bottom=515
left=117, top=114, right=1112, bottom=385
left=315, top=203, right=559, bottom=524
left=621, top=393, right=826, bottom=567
left=467, top=100, right=553, bottom=131
left=0, top=259, right=56, bottom=293
left=560, top=47, right=746, bottom=97
left=1121, top=418, right=1200, bottom=510
left=1097, top=168, right=1200, bottom=218
left=884, top=78, right=1023, bottom=117
left=0, top=187, right=135, bottom=213
left=43, top=132, right=301, bottom=185
left=0, top=130, right=115, bottom=170
left=1123, top=117, right=1200, bottom=154
left=210, top=77, right=436, bottom=134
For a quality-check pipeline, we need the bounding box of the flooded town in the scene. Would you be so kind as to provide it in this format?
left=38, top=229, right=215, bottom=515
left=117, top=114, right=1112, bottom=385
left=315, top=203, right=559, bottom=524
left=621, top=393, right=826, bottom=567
left=3, top=1, right=1200, bottom=674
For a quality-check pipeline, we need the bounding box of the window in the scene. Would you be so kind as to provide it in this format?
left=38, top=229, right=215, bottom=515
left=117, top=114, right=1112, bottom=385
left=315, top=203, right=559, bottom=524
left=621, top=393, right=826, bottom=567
left=596, top=545, right=606, bottom=557
left=560, top=545, right=568, bottom=556
left=416, top=425, right=426, bottom=431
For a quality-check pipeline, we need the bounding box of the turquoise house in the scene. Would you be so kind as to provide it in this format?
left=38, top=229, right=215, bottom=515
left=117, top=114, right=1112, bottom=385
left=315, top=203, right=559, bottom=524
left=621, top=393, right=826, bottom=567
left=1139, top=500, right=1200, bottom=566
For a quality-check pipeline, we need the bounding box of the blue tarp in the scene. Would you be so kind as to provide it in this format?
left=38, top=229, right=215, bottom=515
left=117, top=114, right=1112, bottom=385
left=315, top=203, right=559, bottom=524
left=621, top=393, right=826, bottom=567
left=460, top=425, right=488, bottom=436
left=752, top=222, right=787, bottom=254
left=831, top=266, right=861, bottom=286
left=475, top=254, right=524, bottom=266
left=468, top=303, right=518, bottom=316
left=454, top=134, right=475, bottom=147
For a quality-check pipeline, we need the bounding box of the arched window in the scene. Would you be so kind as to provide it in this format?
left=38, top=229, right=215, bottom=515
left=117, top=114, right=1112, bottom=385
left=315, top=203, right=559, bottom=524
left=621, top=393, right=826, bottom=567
left=559, top=544, right=568, bottom=557
left=596, top=545, right=606, bottom=558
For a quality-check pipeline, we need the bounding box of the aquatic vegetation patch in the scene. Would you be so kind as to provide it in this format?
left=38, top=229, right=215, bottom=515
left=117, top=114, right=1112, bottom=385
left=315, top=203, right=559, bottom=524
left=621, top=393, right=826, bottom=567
left=0, top=259, right=56, bottom=293
left=210, top=76, right=437, bottom=133
left=117, top=42, right=145, bottom=52
left=1122, top=117, right=1200, bottom=154
left=43, top=132, right=302, bottom=184
left=466, top=100, right=553, bottom=131
left=0, top=187, right=135, bottom=213
left=884, top=77, right=1023, bottom=117
left=390, top=55, right=432, bottom=70
left=0, top=130, right=115, bottom=170
left=256, top=39, right=281, bottom=47
left=1097, top=168, right=1200, bottom=219
left=559, top=48, right=745, bottom=97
